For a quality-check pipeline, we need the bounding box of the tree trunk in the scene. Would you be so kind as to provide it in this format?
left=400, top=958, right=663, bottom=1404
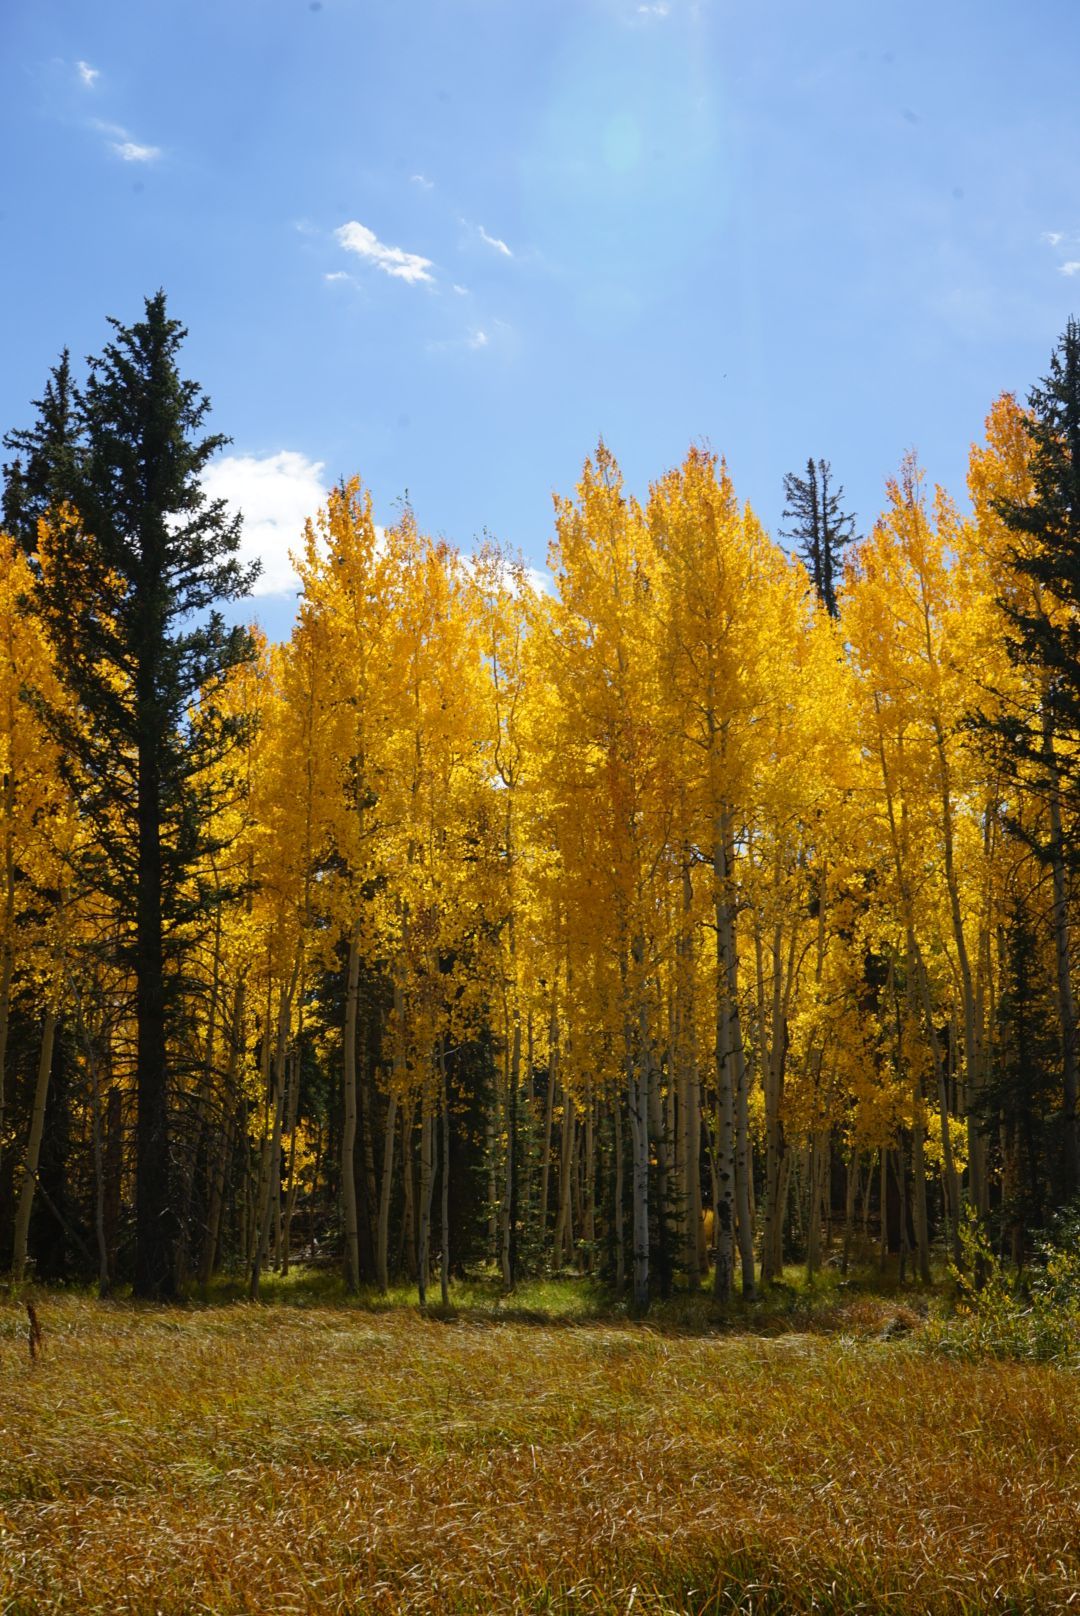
left=134, top=730, right=174, bottom=1300
left=911, top=1120, right=931, bottom=1283
left=376, top=1089, right=397, bottom=1293
left=1046, top=719, right=1080, bottom=1196
left=440, top=1044, right=451, bottom=1308
left=712, top=820, right=736, bottom=1306
left=627, top=939, right=650, bottom=1315
left=104, top=1085, right=123, bottom=1284
left=554, top=1085, right=574, bottom=1267
left=341, top=923, right=362, bottom=1292
left=613, top=1088, right=625, bottom=1295
left=417, top=1089, right=434, bottom=1308
left=250, top=976, right=294, bottom=1300
left=11, top=1008, right=58, bottom=1283
left=200, top=982, right=244, bottom=1293
left=539, top=1007, right=557, bottom=1254
left=0, top=761, right=16, bottom=1180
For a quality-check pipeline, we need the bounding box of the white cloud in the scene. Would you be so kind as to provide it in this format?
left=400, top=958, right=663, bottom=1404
left=76, top=60, right=99, bottom=87
left=202, top=451, right=328, bottom=596
left=637, top=2, right=670, bottom=15
left=93, top=120, right=161, bottom=162
left=525, top=566, right=552, bottom=596
left=452, top=284, right=469, bottom=296
left=411, top=173, right=434, bottom=190
left=113, top=139, right=161, bottom=163
left=1061, top=262, right=1080, bottom=277
left=335, top=220, right=434, bottom=285
left=428, top=326, right=495, bottom=354
left=324, top=270, right=350, bottom=283
left=478, top=224, right=513, bottom=258
left=1043, top=231, right=1064, bottom=247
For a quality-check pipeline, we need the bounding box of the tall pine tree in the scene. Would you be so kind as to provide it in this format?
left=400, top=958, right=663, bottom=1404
left=2, top=350, right=77, bottom=557
left=781, top=458, right=856, bottom=616
left=991, top=317, right=1080, bottom=1197
left=13, top=292, right=258, bottom=1297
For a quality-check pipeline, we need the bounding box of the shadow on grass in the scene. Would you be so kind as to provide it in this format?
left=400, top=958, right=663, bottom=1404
left=182, top=1259, right=943, bottom=1338
left=5, top=1257, right=944, bottom=1340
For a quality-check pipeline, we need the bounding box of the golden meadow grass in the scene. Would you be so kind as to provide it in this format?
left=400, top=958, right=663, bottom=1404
left=1, top=1288, right=1078, bottom=1614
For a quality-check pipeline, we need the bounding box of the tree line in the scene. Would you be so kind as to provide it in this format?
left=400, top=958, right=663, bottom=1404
left=2, top=292, right=1080, bottom=1309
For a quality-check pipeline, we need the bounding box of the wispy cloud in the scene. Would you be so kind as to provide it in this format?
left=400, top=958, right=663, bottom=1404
left=637, top=2, right=670, bottom=15
left=335, top=220, right=434, bottom=285
left=1043, top=231, right=1064, bottom=247
left=324, top=270, right=351, bottom=284
left=202, top=450, right=328, bottom=596
left=478, top=224, right=513, bottom=258
left=76, top=60, right=99, bottom=87
left=410, top=173, right=434, bottom=190
left=1061, top=262, right=1080, bottom=277
left=452, top=284, right=469, bottom=296
left=113, top=139, right=160, bottom=163
left=92, top=118, right=161, bottom=162
left=428, top=326, right=494, bottom=355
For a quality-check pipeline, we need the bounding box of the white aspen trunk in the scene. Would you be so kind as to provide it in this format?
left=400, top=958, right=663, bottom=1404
left=357, top=1042, right=380, bottom=1282
left=417, top=1089, right=434, bottom=1308
left=911, top=1120, right=931, bottom=1283
left=281, top=1049, right=302, bottom=1276
left=875, top=704, right=961, bottom=1266
left=584, top=1079, right=596, bottom=1267
left=841, top=1149, right=859, bottom=1276
left=933, top=722, right=984, bottom=1216
left=712, top=817, right=736, bottom=1305
left=762, top=901, right=798, bottom=1285
left=893, top=1145, right=909, bottom=1283
left=732, top=1013, right=756, bottom=1298
left=440, top=1044, right=451, bottom=1308
left=613, top=1090, right=625, bottom=1294
left=554, top=1083, right=574, bottom=1266
left=376, top=1089, right=397, bottom=1293
left=628, top=938, right=651, bottom=1315
left=648, top=1048, right=670, bottom=1295
left=678, top=858, right=701, bottom=1289
left=341, top=923, right=362, bottom=1292
left=12, top=1008, right=59, bottom=1283
left=806, top=1134, right=820, bottom=1279
left=400, top=1095, right=417, bottom=1280
left=251, top=971, right=296, bottom=1300
left=912, top=943, right=961, bottom=1266
left=200, top=981, right=244, bottom=1292
left=539, top=1005, right=557, bottom=1254
left=499, top=1013, right=520, bottom=1290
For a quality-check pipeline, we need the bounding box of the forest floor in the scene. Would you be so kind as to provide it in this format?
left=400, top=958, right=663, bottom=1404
left=1, top=1273, right=1078, bottom=1614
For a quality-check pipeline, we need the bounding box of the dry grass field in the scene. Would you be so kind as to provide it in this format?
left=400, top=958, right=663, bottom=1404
left=1, top=1281, right=1078, bottom=1614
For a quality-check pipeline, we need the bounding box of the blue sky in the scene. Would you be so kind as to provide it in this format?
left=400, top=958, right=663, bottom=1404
left=3, top=0, right=1080, bottom=639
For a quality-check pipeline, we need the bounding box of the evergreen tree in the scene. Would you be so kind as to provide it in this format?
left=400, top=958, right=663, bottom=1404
left=781, top=458, right=856, bottom=616
left=990, top=317, right=1080, bottom=1198
left=993, top=318, right=1080, bottom=791
left=2, top=350, right=78, bottom=557
left=984, top=893, right=1059, bottom=1265
left=14, top=292, right=258, bottom=1297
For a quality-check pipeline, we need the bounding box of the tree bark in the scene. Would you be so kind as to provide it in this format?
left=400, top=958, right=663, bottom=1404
left=134, top=725, right=175, bottom=1299
left=341, top=922, right=362, bottom=1292
left=11, top=1008, right=58, bottom=1283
